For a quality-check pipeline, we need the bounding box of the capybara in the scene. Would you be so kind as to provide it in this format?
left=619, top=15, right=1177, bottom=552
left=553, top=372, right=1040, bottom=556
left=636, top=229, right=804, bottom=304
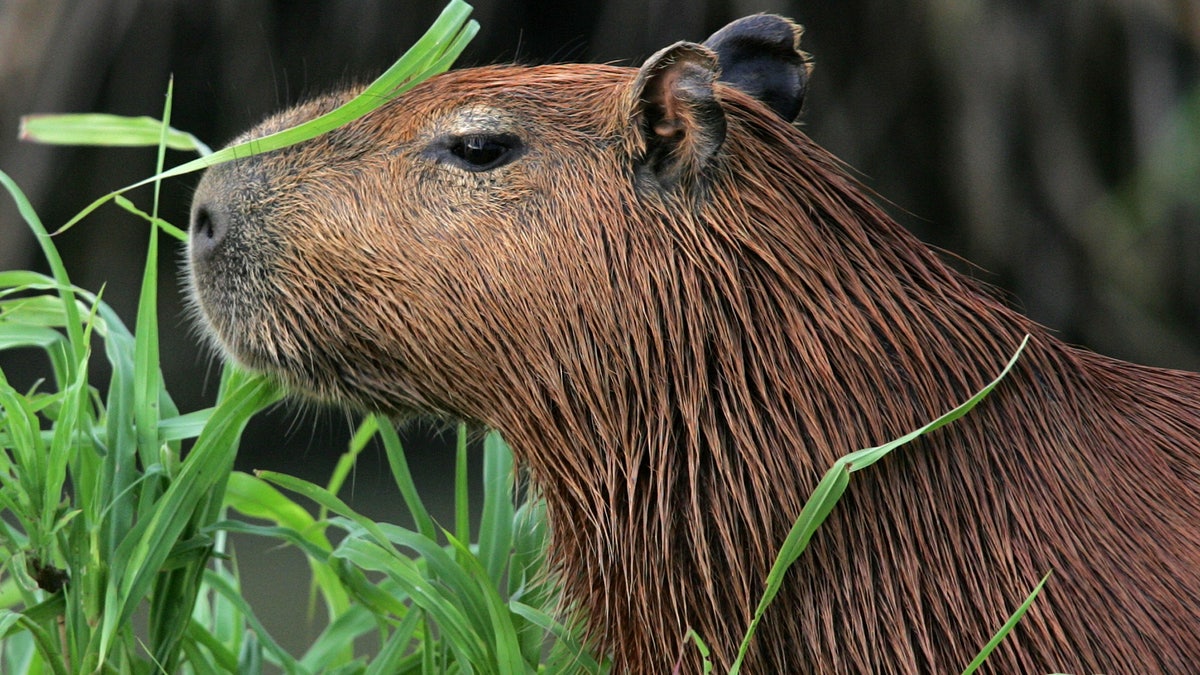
left=187, top=14, right=1200, bottom=674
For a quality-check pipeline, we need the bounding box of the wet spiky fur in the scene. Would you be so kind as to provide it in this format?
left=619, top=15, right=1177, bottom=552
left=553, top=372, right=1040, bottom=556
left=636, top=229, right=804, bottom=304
left=188, top=62, right=1200, bottom=673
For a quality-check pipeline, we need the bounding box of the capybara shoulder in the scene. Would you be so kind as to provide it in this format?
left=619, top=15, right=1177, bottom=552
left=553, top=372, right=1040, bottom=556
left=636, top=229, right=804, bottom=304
left=187, top=14, right=1200, bottom=674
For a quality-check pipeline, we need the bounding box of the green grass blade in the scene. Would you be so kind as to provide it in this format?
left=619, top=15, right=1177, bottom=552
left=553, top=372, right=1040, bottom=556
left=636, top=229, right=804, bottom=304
left=333, top=537, right=488, bottom=669
left=311, top=417, right=378, bottom=663
left=507, top=499, right=550, bottom=600
left=197, top=544, right=245, bottom=657
left=135, top=81, right=201, bottom=670
left=242, top=465, right=510, bottom=670
left=254, top=473, right=395, bottom=559
left=183, top=620, right=239, bottom=672
left=353, top=0, right=474, bottom=102
left=256, top=473, right=496, bottom=639
left=41, top=346, right=89, bottom=546
left=224, top=470, right=354, bottom=646
left=0, top=270, right=57, bottom=290
left=476, top=432, right=515, bottom=584
left=322, top=415, right=378, bottom=515
left=209, top=521, right=331, bottom=563
left=840, top=335, right=1030, bottom=475
left=0, top=611, right=70, bottom=675
left=0, top=170, right=85, bottom=376
left=19, top=113, right=213, bottom=155
left=297, top=605, right=376, bottom=672
left=158, top=409, right=216, bottom=442
left=133, top=78, right=169, bottom=480
left=679, top=628, right=713, bottom=675
left=56, top=0, right=478, bottom=235
left=224, top=472, right=323, bottom=538
left=454, top=423, right=471, bottom=555
left=237, top=630, right=265, bottom=675
left=0, top=370, right=48, bottom=514
left=100, top=290, right=139, bottom=559
left=202, top=570, right=307, bottom=675
left=364, top=608, right=424, bottom=675
left=376, top=420, right=438, bottom=541
left=728, top=337, right=1031, bottom=674
left=0, top=323, right=66, bottom=351
left=961, top=573, right=1051, bottom=675
left=114, top=195, right=188, bottom=242
left=220, top=505, right=409, bottom=617
left=422, top=17, right=481, bottom=75
left=508, top=602, right=603, bottom=674
left=443, top=534, right=528, bottom=674
left=739, top=464, right=850, bottom=622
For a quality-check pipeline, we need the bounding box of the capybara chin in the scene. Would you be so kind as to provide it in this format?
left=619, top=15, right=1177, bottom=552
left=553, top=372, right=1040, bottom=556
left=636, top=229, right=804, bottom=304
left=186, top=14, right=1200, bottom=674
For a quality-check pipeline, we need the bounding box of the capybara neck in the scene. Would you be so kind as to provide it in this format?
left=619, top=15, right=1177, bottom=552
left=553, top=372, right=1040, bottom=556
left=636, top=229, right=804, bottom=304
left=496, top=93, right=1200, bottom=672
left=188, top=16, right=1200, bottom=674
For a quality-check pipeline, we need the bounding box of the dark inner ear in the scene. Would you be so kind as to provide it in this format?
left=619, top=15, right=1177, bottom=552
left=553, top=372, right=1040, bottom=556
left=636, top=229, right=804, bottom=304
left=632, top=42, right=726, bottom=189
left=703, top=14, right=813, bottom=122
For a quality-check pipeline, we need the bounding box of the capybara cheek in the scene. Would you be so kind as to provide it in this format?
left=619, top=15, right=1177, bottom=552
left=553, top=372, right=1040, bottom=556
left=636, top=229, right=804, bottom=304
left=186, top=160, right=298, bottom=372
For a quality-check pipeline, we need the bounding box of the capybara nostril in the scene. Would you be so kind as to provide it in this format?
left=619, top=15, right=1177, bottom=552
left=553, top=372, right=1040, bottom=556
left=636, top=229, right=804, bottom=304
left=195, top=205, right=214, bottom=239
left=188, top=201, right=224, bottom=261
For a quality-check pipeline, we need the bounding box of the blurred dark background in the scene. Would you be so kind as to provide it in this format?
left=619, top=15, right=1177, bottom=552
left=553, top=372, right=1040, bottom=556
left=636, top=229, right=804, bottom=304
left=2, top=0, right=1198, bottom=656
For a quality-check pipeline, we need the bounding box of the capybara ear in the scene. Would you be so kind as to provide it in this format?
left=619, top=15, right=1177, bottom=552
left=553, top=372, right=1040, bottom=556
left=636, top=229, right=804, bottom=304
left=702, top=14, right=813, bottom=122
left=630, top=42, right=727, bottom=189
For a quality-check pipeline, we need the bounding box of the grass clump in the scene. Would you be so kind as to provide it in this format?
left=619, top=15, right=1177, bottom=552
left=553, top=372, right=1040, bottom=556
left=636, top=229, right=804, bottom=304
left=1, top=3, right=598, bottom=672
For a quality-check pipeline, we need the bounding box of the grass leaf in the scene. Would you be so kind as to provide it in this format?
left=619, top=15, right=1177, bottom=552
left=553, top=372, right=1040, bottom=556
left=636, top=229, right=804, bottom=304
left=376, top=419, right=438, bottom=542
left=19, top=113, right=213, bottom=155
left=728, top=336, right=1031, bottom=674
left=477, top=432, right=516, bottom=584
left=454, top=423, right=471, bottom=557
left=54, top=0, right=479, bottom=235
left=0, top=170, right=85, bottom=374
left=961, top=573, right=1051, bottom=675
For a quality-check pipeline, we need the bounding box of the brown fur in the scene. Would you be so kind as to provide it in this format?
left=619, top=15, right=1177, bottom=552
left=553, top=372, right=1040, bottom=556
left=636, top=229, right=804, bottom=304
left=188, top=40, right=1200, bottom=674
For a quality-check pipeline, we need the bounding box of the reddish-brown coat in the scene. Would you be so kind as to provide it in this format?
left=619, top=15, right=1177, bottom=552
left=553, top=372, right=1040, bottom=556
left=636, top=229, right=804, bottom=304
left=189, top=44, right=1200, bottom=674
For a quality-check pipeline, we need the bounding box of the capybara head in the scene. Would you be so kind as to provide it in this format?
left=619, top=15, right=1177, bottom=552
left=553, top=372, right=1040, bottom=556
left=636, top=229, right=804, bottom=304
left=188, top=16, right=813, bottom=424
left=188, top=14, right=1200, bottom=674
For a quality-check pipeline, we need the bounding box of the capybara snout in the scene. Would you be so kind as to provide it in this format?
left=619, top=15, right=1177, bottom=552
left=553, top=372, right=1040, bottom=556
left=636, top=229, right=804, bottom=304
left=188, top=14, right=1200, bottom=675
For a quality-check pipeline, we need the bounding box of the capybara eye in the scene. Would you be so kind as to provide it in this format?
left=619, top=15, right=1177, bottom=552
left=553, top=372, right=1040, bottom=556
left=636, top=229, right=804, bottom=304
left=445, top=133, right=521, bottom=171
